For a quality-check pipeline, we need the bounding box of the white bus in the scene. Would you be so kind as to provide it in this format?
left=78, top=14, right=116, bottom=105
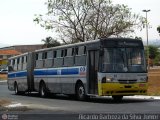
left=8, top=38, right=148, bottom=101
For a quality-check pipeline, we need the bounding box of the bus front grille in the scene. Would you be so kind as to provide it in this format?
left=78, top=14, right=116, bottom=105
left=118, top=80, right=137, bottom=84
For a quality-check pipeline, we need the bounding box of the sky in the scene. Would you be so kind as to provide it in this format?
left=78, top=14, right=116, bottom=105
left=0, top=0, right=160, bottom=47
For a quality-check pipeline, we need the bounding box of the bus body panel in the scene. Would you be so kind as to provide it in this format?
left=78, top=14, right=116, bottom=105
left=98, top=73, right=148, bottom=96
left=34, top=66, right=87, bottom=94
left=8, top=52, right=35, bottom=92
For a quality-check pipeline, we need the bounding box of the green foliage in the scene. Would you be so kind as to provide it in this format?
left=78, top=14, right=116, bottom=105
left=145, top=45, right=160, bottom=66
left=42, top=36, right=61, bottom=48
left=149, top=45, right=159, bottom=59
left=157, top=26, right=160, bottom=35
left=34, top=0, right=145, bottom=43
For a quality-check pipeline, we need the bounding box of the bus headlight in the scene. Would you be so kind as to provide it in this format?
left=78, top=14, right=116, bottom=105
left=140, top=77, right=148, bottom=82
left=102, top=77, right=113, bottom=83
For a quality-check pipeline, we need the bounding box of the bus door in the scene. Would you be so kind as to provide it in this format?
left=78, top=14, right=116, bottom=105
left=88, top=50, right=99, bottom=94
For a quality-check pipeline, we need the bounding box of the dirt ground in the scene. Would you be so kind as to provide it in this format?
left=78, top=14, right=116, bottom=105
left=0, top=69, right=160, bottom=95
left=0, top=74, right=7, bottom=80
left=148, top=69, right=160, bottom=95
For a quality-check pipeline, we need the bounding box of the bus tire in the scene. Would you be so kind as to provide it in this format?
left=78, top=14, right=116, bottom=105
left=76, top=83, right=86, bottom=101
left=39, top=82, right=48, bottom=98
left=112, top=95, right=123, bottom=102
left=14, top=82, right=20, bottom=95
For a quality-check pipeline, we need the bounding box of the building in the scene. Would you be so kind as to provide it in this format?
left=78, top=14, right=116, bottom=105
left=0, top=50, right=21, bottom=69
left=0, top=44, right=44, bottom=53
left=0, top=44, right=45, bottom=69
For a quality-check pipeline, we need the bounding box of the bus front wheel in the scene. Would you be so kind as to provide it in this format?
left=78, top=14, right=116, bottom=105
left=39, top=82, right=48, bottom=98
left=76, top=83, right=86, bottom=101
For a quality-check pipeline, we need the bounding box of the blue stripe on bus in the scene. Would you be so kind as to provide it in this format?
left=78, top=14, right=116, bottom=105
left=46, top=69, right=57, bottom=75
left=61, top=68, right=79, bottom=75
left=8, top=71, right=27, bottom=78
left=8, top=67, right=85, bottom=78
left=16, top=71, right=27, bottom=77
left=8, top=73, right=15, bottom=78
left=34, top=69, right=58, bottom=76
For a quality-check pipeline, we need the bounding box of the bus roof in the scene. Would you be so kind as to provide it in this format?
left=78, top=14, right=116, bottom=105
left=35, top=38, right=142, bottom=52
left=9, top=37, right=143, bottom=59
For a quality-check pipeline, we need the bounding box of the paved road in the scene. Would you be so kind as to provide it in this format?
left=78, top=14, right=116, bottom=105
left=0, top=82, right=160, bottom=120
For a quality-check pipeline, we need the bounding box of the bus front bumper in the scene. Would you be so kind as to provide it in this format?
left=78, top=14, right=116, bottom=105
left=99, top=83, right=148, bottom=96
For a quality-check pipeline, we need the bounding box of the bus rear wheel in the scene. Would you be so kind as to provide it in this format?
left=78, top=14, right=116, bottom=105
left=76, top=83, right=86, bottom=101
left=112, top=95, right=123, bottom=101
left=39, top=83, right=48, bottom=98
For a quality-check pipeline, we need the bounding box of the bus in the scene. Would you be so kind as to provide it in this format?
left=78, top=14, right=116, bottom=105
left=7, top=38, right=148, bottom=101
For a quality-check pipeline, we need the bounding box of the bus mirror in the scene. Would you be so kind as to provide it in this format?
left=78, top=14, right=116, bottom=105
left=100, top=49, right=104, bottom=56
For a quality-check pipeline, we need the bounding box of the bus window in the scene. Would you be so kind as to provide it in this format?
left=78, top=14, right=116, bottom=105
left=75, top=47, right=78, bottom=55
left=17, top=58, right=20, bottom=64
left=36, top=54, right=38, bottom=60
left=78, top=46, right=86, bottom=55
left=67, top=48, right=72, bottom=56
left=57, top=50, right=61, bottom=58
left=22, top=56, right=24, bottom=63
left=47, top=51, right=53, bottom=59
left=43, top=52, right=47, bottom=59
left=39, top=53, right=43, bottom=60
left=64, top=49, right=67, bottom=57
left=101, top=48, right=146, bottom=73
left=75, top=46, right=86, bottom=66
left=26, top=56, right=27, bottom=62
left=64, top=48, right=74, bottom=66
left=12, top=59, right=15, bottom=65
left=72, top=48, right=74, bottom=56
left=61, top=50, right=64, bottom=57
left=53, top=51, right=57, bottom=58
left=35, top=52, right=44, bottom=68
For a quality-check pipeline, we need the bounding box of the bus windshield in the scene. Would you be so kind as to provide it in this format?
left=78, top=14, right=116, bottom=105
left=101, top=48, right=147, bottom=73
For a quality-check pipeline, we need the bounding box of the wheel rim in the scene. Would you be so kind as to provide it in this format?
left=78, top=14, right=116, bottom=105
left=15, top=84, right=18, bottom=94
left=78, top=86, right=85, bottom=98
left=41, top=85, right=45, bottom=97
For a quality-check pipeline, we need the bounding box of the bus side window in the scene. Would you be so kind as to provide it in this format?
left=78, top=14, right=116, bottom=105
left=13, top=59, right=17, bottom=71
left=22, top=56, right=27, bottom=70
left=36, top=54, right=38, bottom=60
left=53, top=51, right=57, bottom=58
left=26, top=56, right=27, bottom=63
left=75, top=46, right=86, bottom=66
left=8, top=66, right=14, bottom=72
left=35, top=52, right=43, bottom=68
left=43, top=51, right=53, bottom=68
left=17, top=57, right=21, bottom=71
left=53, top=51, right=57, bottom=67
left=54, top=50, right=63, bottom=67
left=43, top=52, right=47, bottom=59
left=75, top=47, right=78, bottom=55
left=64, top=48, right=74, bottom=66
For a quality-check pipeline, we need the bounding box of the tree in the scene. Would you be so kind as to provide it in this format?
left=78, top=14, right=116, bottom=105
left=145, top=45, right=160, bottom=66
left=34, top=0, right=145, bottom=43
left=42, top=36, right=61, bottom=48
left=149, top=45, right=159, bottom=59
left=157, top=26, right=160, bottom=35
left=135, top=36, right=142, bottom=40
